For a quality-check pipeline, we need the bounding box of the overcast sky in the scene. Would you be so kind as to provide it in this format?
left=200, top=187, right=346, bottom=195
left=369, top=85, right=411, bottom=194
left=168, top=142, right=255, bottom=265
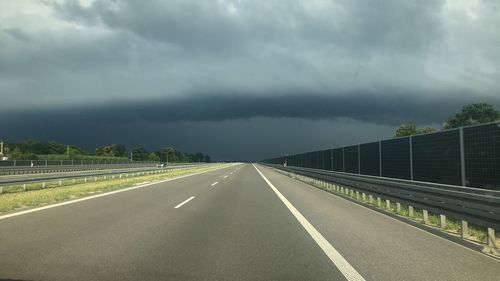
left=1, top=0, right=499, bottom=161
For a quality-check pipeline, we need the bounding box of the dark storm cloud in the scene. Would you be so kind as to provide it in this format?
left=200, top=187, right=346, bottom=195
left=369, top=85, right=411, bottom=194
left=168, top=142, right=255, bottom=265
left=1, top=0, right=500, bottom=160
left=2, top=0, right=499, bottom=111
left=0, top=114, right=398, bottom=162
left=50, top=0, right=443, bottom=53
left=1, top=91, right=496, bottom=131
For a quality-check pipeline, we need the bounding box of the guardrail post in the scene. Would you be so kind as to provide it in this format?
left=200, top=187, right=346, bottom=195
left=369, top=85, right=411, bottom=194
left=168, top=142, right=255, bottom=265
left=422, top=210, right=429, bottom=224
left=461, top=220, right=469, bottom=238
left=23, top=184, right=26, bottom=191
left=356, top=191, right=360, bottom=200
left=73, top=179, right=76, bottom=184
left=377, top=197, right=381, bottom=207
left=440, top=214, right=447, bottom=229
left=84, top=177, right=87, bottom=183
left=385, top=199, right=391, bottom=210
left=0, top=186, right=3, bottom=194
left=408, top=206, right=414, bottom=217
left=94, top=177, right=97, bottom=182
left=59, top=180, right=62, bottom=187
left=487, top=228, right=497, bottom=254
left=42, top=182, right=46, bottom=189
left=362, top=193, right=366, bottom=201
left=396, top=202, right=401, bottom=213
left=369, top=195, right=373, bottom=204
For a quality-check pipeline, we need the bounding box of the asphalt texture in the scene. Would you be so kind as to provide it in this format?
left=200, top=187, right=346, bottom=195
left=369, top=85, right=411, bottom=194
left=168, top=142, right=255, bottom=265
left=0, top=164, right=499, bottom=281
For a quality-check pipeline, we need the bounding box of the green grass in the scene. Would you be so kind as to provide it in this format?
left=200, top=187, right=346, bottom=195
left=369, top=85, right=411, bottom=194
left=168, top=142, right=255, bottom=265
left=0, top=164, right=230, bottom=214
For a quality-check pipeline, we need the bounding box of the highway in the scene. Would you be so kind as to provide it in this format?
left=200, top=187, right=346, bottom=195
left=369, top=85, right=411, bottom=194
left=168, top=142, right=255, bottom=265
left=0, top=164, right=204, bottom=185
left=1, top=164, right=499, bottom=280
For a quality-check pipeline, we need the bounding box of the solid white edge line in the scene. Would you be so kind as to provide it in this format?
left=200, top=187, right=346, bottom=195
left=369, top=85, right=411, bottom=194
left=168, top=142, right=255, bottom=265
left=283, top=169, right=500, bottom=263
left=211, top=181, right=219, bottom=186
left=253, top=164, right=365, bottom=281
left=174, top=196, right=195, bottom=209
left=0, top=164, right=239, bottom=221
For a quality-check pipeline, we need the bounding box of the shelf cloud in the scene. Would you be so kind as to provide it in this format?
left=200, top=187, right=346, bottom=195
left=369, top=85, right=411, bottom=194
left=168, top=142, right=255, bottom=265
left=1, top=0, right=499, bottom=160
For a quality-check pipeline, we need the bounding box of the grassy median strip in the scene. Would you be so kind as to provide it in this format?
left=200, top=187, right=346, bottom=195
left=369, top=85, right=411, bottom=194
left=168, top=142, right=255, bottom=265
left=0, top=164, right=229, bottom=214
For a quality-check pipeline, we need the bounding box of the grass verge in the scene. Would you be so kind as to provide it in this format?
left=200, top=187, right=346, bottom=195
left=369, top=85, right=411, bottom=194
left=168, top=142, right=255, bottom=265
left=0, top=164, right=229, bottom=214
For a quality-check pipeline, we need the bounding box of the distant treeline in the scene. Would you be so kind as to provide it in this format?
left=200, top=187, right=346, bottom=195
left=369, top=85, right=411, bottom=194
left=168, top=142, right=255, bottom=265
left=1, top=141, right=210, bottom=162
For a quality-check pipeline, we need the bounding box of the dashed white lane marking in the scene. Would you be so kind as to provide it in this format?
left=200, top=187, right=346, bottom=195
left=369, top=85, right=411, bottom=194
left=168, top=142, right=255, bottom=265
left=211, top=181, right=218, bottom=187
left=253, top=164, right=366, bottom=281
left=174, top=196, right=195, bottom=209
left=0, top=164, right=238, bottom=221
left=224, top=175, right=228, bottom=179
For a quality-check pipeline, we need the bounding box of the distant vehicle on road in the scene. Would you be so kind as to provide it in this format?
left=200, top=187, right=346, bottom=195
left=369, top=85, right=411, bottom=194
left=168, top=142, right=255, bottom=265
left=157, top=163, right=167, bottom=168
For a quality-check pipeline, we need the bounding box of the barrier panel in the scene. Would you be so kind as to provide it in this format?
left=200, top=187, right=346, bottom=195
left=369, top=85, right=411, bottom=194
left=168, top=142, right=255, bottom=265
left=263, top=121, right=500, bottom=190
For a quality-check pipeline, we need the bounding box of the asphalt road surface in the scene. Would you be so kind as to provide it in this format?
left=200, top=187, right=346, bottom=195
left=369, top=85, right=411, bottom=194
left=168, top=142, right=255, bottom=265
left=1, top=164, right=499, bottom=280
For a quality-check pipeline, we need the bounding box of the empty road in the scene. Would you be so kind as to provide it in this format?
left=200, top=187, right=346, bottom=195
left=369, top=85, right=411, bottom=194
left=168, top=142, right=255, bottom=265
left=1, top=164, right=499, bottom=280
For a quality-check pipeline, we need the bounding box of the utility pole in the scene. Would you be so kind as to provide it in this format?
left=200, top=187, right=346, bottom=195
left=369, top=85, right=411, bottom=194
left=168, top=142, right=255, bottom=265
left=0, top=141, right=4, bottom=160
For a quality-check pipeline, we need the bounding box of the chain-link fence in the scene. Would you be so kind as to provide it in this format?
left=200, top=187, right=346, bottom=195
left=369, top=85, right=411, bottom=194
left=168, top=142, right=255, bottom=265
left=264, top=121, right=500, bottom=190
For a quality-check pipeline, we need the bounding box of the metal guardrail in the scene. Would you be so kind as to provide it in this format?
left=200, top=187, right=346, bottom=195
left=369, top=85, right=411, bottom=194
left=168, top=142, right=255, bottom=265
left=0, top=162, right=194, bottom=176
left=0, top=164, right=204, bottom=186
left=265, top=164, right=500, bottom=235
left=0, top=160, right=157, bottom=167
left=0, top=164, right=212, bottom=196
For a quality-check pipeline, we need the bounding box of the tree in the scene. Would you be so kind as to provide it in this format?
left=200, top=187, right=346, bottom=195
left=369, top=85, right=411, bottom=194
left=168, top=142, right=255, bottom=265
left=148, top=152, right=160, bottom=161
left=156, top=147, right=177, bottom=162
left=394, top=122, right=418, bottom=137
left=444, top=103, right=500, bottom=129
left=394, top=122, right=437, bottom=137
left=417, top=127, right=437, bottom=134
left=95, top=144, right=126, bottom=157
left=11, top=146, right=23, bottom=159
left=131, top=147, right=149, bottom=161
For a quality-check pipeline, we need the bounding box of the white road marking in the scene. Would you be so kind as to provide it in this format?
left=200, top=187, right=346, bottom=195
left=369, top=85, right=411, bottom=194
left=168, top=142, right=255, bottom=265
left=253, top=164, right=365, bottom=281
left=174, top=196, right=195, bottom=209
left=211, top=181, right=218, bottom=186
left=224, top=175, right=228, bottom=179
left=0, top=164, right=238, bottom=221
